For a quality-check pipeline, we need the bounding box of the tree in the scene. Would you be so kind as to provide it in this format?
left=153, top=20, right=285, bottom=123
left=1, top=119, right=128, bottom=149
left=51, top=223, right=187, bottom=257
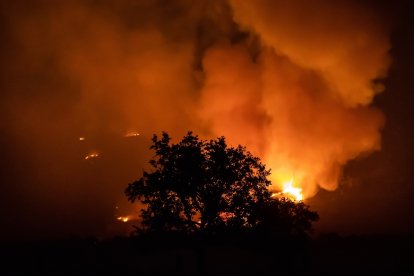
left=125, top=132, right=318, bottom=237
left=255, top=197, right=319, bottom=239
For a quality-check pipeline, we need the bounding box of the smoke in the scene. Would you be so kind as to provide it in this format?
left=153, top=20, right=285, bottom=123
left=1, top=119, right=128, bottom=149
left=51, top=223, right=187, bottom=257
left=200, top=0, right=390, bottom=196
left=0, top=0, right=204, bottom=238
left=0, top=0, right=392, bottom=238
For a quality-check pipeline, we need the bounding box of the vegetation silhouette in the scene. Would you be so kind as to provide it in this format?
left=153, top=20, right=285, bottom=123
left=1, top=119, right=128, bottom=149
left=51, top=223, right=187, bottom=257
left=5, top=132, right=412, bottom=274
left=126, top=132, right=318, bottom=242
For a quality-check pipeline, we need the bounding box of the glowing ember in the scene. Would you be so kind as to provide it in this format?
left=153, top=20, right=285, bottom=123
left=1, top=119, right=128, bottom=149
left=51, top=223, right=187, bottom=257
left=117, top=216, right=130, bottom=223
left=84, top=153, right=99, bottom=160
left=79, top=137, right=85, bottom=141
left=125, top=132, right=140, bottom=138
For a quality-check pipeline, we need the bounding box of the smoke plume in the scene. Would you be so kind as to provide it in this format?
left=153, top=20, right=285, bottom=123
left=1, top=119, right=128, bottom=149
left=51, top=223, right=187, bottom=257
left=200, top=0, right=390, bottom=196
left=0, top=0, right=392, bottom=237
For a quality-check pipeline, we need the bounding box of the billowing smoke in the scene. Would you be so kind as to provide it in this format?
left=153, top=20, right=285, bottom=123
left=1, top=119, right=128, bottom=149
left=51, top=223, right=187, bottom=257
left=200, top=0, right=390, bottom=196
left=0, top=0, right=392, bottom=238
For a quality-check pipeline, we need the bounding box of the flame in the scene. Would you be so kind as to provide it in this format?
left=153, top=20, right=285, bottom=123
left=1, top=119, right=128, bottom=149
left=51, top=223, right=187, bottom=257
left=124, top=132, right=140, bottom=138
left=282, top=178, right=303, bottom=201
left=117, top=216, right=130, bottom=223
left=79, top=137, right=85, bottom=141
left=271, top=177, right=303, bottom=202
left=84, top=153, right=99, bottom=160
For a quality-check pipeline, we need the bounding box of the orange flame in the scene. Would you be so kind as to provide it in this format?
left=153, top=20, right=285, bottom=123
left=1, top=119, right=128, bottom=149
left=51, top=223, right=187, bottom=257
left=271, top=177, right=303, bottom=202
left=84, top=153, right=99, bottom=160
left=124, top=132, right=140, bottom=138
left=117, top=216, right=130, bottom=223
left=282, top=178, right=303, bottom=201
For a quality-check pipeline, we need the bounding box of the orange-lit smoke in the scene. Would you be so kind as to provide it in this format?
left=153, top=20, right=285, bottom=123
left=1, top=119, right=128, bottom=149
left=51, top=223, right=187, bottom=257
left=0, top=0, right=393, bottom=238
left=200, top=0, right=390, bottom=198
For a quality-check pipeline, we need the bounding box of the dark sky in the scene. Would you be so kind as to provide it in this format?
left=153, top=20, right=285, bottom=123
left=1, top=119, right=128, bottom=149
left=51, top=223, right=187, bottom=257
left=310, top=1, right=414, bottom=235
left=0, top=0, right=413, bottom=240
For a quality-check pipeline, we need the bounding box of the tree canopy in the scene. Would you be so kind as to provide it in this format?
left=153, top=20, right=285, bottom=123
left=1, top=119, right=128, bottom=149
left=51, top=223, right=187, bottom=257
left=125, top=132, right=318, bottom=237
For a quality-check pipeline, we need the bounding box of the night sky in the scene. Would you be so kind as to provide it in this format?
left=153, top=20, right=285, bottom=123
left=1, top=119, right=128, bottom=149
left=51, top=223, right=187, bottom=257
left=310, top=1, right=414, bottom=235
left=0, top=0, right=413, bottom=241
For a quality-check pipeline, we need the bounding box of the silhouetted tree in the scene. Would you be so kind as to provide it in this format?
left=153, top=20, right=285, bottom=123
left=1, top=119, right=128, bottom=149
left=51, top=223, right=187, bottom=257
left=125, top=132, right=318, bottom=237
left=255, top=197, right=319, bottom=239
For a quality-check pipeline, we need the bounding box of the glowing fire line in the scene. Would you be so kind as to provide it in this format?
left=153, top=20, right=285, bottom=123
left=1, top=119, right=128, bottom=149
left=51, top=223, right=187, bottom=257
left=125, top=132, right=140, bottom=138
left=117, top=216, right=131, bottom=223
left=84, top=153, right=99, bottom=160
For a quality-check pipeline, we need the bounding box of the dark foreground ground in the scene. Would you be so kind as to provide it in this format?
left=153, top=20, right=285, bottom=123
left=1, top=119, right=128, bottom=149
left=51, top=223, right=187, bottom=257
left=1, top=234, right=413, bottom=274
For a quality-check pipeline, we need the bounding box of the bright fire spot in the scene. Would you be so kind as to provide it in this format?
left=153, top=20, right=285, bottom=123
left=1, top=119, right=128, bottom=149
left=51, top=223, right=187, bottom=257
left=117, top=216, right=130, bottom=223
left=79, top=137, right=85, bottom=141
left=84, top=153, right=99, bottom=160
left=271, top=178, right=303, bottom=202
left=125, top=132, right=140, bottom=138
left=282, top=178, right=303, bottom=201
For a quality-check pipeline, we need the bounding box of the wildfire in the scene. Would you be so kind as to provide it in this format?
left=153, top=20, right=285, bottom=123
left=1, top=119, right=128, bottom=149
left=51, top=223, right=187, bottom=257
left=271, top=178, right=303, bottom=202
left=282, top=178, right=303, bottom=201
left=84, top=153, right=99, bottom=160
left=117, top=216, right=130, bottom=223
left=125, top=132, right=140, bottom=138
